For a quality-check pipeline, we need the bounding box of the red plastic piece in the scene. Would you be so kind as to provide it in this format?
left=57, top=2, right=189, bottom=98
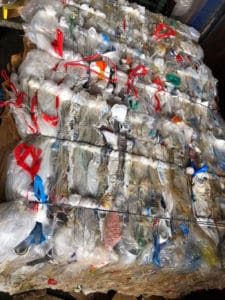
left=0, top=70, right=25, bottom=108
left=42, top=95, right=60, bottom=127
left=51, top=28, right=64, bottom=57
left=28, top=91, right=40, bottom=134
left=176, top=54, right=183, bottom=63
left=48, top=278, right=58, bottom=285
left=153, top=77, right=165, bottom=112
left=153, top=23, right=176, bottom=41
left=127, top=65, right=148, bottom=98
left=123, top=18, right=126, bottom=31
left=14, top=143, right=42, bottom=181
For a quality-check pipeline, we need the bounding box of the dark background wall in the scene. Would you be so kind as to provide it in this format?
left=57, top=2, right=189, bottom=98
left=201, top=13, right=225, bottom=118
left=0, top=27, right=23, bottom=70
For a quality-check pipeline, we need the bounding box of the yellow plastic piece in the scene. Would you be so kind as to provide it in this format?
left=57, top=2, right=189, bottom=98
left=200, top=244, right=218, bottom=267
left=2, top=2, right=24, bottom=20
left=2, top=6, right=8, bottom=20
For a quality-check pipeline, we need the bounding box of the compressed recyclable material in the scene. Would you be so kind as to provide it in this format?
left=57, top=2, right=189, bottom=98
left=1, top=0, right=225, bottom=297
left=0, top=0, right=17, bottom=7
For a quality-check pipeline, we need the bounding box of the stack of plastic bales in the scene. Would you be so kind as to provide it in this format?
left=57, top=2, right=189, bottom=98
left=1, top=0, right=225, bottom=297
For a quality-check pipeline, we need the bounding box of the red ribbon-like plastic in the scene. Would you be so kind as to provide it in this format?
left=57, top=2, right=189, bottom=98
left=42, top=95, right=59, bottom=127
left=0, top=70, right=24, bottom=108
left=153, top=77, right=165, bottom=112
left=1, top=71, right=59, bottom=132
left=29, top=92, right=60, bottom=132
left=127, top=65, right=148, bottom=98
left=153, top=23, right=176, bottom=41
left=28, top=91, right=40, bottom=134
left=52, top=28, right=64, bottom=57
left=14, top=143, right=42, bottom=181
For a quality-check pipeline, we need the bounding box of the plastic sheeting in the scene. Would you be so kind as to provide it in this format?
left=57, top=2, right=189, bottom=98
left=171, top=0, right=194, bottom=17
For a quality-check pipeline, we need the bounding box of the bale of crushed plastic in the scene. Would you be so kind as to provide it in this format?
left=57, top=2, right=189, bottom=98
left=1, top=0, right=225, bottom=297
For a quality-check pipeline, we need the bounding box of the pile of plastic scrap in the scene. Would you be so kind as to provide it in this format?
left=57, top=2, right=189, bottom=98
left=0, top=0, right=225, bottom=297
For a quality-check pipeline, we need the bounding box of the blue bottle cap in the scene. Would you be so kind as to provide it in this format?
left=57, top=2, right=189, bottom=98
left=102, top=33, right=110, bottom=43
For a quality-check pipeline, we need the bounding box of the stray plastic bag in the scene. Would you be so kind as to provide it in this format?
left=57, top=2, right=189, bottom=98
left=0, top=201, right=51, bottom=263
left=20, top=0, right=63, bottom=22
left=171, top=0, right=194, bottom=18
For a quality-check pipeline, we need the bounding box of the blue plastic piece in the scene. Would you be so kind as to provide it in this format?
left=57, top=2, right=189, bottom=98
left=14, top=222, right=46, bottom=255
left=146, top=206, right=151, bottom=217
left=152, top=235, right=160, bottom=267
left=190, top=161, right=209, bottom=178
left=169, top=48, right=175, bottom=57
left=101, top=33, right=110, bottom=43
left=111, top=44, right=116, bottom=52
left=193, top=165, right=209, bottom=177
left=34, top=175, right=48, bottom=203
left=180, top=223, right=189, bottom=235
left=136, top=49, right=142, bottom=57
left=218, top=161, right=225, bottom=171
left=214, top=147, right=225, bottom=171
left=51, top=140, right=60, bottom=150
left=73, top=132, right=79, bottom=141
left=29, top=222, right=46, bottom=244
left=149, top=129, right=157, bottom=138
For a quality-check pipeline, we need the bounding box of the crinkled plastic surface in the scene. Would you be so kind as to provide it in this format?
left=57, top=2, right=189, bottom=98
left=0, top=200, right=224, bottom=296
left=172, top=0, right=194, bottom=17
left=0, top=0, right=16, bottom=7
left=2, top=0, right=225, bottom=297
left=20, top=0, right=63, bottom=22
